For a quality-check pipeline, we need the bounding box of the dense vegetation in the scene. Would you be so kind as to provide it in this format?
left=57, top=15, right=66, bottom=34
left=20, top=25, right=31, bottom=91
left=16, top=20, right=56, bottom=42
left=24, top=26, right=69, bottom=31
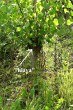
left=0, top=0, right=73, bottom=110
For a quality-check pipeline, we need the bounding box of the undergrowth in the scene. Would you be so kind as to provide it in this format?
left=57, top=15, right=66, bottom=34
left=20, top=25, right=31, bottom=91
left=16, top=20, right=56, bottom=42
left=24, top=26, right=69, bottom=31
left=0, top=69, right=73, bottom=110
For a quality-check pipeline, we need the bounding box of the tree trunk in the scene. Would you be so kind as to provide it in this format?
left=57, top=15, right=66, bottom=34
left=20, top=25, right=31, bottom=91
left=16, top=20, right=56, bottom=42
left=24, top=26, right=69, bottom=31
left=31, top=46, right=45, bottom=74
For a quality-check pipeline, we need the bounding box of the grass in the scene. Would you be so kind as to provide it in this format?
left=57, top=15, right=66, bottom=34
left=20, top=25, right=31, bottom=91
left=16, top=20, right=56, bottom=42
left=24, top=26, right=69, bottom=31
left=0, top=65, right=73, bottom=110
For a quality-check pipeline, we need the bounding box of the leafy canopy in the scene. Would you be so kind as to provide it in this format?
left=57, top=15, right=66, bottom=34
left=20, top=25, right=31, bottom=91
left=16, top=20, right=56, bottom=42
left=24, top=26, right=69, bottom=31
left=0, top=0, right=73, bottom=48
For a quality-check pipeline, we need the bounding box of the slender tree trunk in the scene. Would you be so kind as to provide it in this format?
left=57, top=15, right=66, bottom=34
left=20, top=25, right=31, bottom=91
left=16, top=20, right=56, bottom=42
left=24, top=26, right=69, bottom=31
left=30, top=46, right=45, bottom=74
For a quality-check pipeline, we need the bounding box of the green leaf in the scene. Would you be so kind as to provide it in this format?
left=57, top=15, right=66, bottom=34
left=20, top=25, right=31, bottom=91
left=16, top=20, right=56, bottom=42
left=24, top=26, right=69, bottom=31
left=21, top=89, right=28, bottom=98
left=30, top=87, right=35, bottom=97
left=58, top=17, right=64, bottom=25
left=70, top=11, right=73, bottom=16
left=58, top=98, right=64, bottom=104
left=45, top=106, right=49, bottom=110
left=16, top=27, right=21, bottom=32
left=53, top=18, right=59, bottom=26
left=46, top=38, right=52, bottom=43
left=67, top=1, right=73, bottom=9
left=64, top=8, right=69, bottom=13
left=0, top=96, right=3, bottom=104
left=67, top=19, right=73, bottom=25
left=0, top=96, right=3, bottom=109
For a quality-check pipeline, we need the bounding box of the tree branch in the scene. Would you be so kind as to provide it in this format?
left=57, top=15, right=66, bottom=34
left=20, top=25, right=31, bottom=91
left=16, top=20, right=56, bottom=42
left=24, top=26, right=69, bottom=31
left=16, top=0, right=25, bottom=22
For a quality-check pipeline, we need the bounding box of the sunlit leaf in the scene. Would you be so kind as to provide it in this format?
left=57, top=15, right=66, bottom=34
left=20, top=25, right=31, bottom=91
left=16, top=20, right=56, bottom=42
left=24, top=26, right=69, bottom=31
left=70, top=11, right=73, bottom=16
left=64, top=8, right=69, bottom=13
left=16, top=27, right=21, bottom=32
left=53, top=18, right=59, bottom=26
left=67, top=1, right=73, bottom=9
left=45, top=106, right=49, bottom=110
left=67, top=19, right=73, bottom=25
left=39, top=5, right=43, bottom=11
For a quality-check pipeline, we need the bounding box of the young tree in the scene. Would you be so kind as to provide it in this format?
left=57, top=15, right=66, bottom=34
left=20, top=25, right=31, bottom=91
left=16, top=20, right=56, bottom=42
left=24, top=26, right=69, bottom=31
left=0, top=0, right=73, bottom=71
